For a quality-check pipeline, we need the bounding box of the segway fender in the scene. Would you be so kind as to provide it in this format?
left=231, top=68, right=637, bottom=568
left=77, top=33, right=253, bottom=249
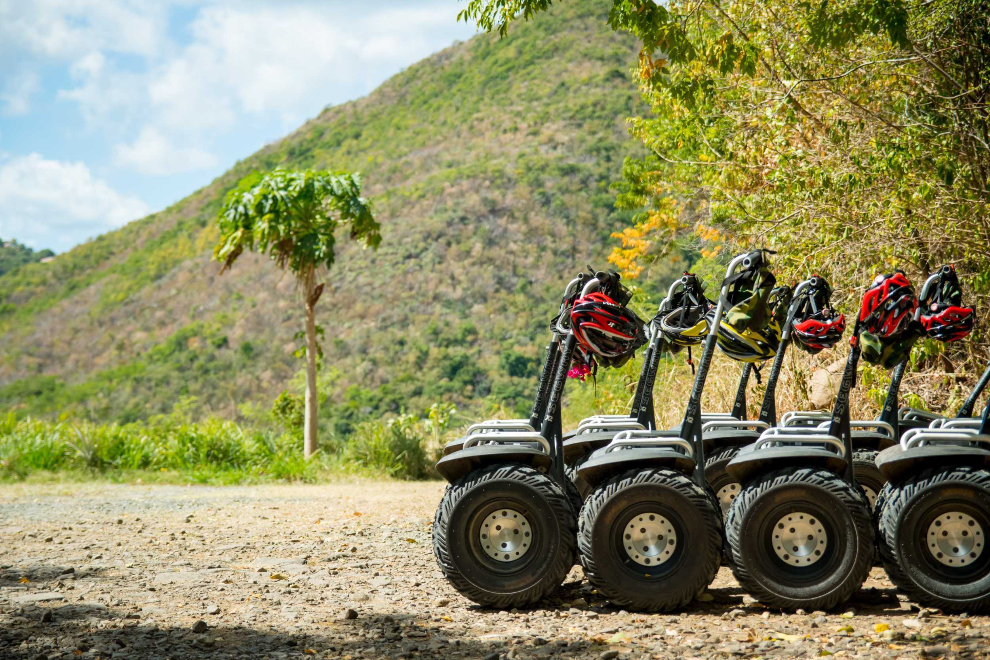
left=725, top=443, right=848, bottom=484
left=575, top=447, right=696, bottom=489
left=702, top=429, right=761, bottom=449
left=442, top=436, right=465, bottom=456
left=875, top=444, right=990, bottom=483
left=562, top=430, right=617, bottom=464
left=435, top=445, right=551, bottom=483
left=850, top=430, right=896, bottom=451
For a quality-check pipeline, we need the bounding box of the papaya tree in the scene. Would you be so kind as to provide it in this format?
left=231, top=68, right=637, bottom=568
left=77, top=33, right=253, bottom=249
left=215, top=168, right=380, bottom=457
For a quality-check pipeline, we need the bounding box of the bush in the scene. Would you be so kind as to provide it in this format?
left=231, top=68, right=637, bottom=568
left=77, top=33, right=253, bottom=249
left=342, top=414, right=431, bottom=480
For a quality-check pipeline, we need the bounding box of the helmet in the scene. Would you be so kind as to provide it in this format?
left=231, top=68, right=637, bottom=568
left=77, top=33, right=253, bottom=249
left=857, top=270, right=922, bottom=367
left=570, top=291, right=647, bottom=369
left=791, top=276, right=846, bottom=354
left=658, top=273, right=712, bottom=352
left=712, top=250, right=784, bottom=363
left=919, top=265, right=975, bottom=343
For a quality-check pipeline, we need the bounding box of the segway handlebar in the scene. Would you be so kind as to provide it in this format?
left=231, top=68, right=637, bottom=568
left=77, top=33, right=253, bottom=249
left=701, top=419, right=770, bottom=432
left=755, top=427, right=847, bottom=456
left=901, top=427, right=990, bottom=450
left=466, top=420, right=536, bottom=433
left=462, top=431, right=551, bottom=455
left=780, top=410, right=831, bottom=426
left=575, top=419, right=646, bottom=434
left=815, top=419, right=895, bottom=438
left=604, top=430, right=694, bottom=457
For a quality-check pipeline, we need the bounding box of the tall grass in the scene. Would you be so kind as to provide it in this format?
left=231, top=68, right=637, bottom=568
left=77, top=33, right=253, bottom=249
left=0, top=411, right=446, bottom=484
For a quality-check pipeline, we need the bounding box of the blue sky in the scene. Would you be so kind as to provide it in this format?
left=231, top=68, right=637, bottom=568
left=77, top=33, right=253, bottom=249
left=0, top=0, right=477, bottom=252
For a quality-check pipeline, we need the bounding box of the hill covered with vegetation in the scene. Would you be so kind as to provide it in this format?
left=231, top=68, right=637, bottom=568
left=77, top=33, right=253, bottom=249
left=0, top=3, right=682, bottom=443
left=0, top=239, right=53, bottom=278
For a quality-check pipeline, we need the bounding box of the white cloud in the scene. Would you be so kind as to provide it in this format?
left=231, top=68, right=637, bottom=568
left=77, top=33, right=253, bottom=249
left=0, top=0, right=167, bottom=59
left=59, top=2, right=469, bottom=136
left=0, top=153, right=150, bottom=252
left=1, top=70, right=41, bottom=116
left=113, top=127, right=218, bottom=175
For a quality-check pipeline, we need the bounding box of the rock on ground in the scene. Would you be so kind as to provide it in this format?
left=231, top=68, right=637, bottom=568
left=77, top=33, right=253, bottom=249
left=0, top=481, right=986, bottom=659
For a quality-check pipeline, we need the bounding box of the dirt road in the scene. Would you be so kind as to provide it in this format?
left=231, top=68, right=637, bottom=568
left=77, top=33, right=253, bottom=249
left=0, top=481, right=985, bottom=659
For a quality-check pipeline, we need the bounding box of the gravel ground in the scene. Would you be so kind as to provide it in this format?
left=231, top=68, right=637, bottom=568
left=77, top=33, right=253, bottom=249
left=0, top=480, right=986, bottom=660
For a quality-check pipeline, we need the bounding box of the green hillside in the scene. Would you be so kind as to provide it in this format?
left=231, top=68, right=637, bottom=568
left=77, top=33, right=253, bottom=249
left=0, top=3, right=659, bottom=439
left=0, top=239, right=54, bottom=277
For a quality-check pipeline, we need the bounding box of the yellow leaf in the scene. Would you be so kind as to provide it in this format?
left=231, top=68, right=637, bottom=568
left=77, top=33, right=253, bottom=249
left=18, top=577, right=29, bottom=584
left=874, top=623, right=889, bottom=633
left=961, top=619, right=973, bottom=628
left=269, top=573, right=287, bottom=580
left=353, top=512, right=362, bottom=516
left=836, top=626, right=853, bottom=633
left=440, top=616, right=452, bottom=622
left=819, top=650, right=833, bottom=657
left=608, top=631, right=633, bottom=644
left=841, top=611, right=855, bottom=618
left=303, top=649, right=316, bottom=655
left=405, top=539, right=417, bottom=543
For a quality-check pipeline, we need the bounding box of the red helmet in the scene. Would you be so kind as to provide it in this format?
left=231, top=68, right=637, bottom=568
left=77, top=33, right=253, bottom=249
left=858, top=271, right=918, bottom=338
left=570, top=292, right=646, bottom=368
left=791, top=276, right=845, bottom=353
left=919, top=265, right=975, bottom=343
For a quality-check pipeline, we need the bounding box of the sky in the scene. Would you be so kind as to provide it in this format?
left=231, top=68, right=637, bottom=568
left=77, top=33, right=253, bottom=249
left=0, top=0, right=477, bottom=253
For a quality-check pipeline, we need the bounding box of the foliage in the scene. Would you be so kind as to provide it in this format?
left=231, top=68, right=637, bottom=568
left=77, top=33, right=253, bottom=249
left=343, top=414, right=432, bottom=480
left=0, top=238, right=54, bottom=277
left=0, top=406, right=453, bottom=483
left=215, top=168, right=379, bottom=275
left=0, top=3, right=645, bottom=439
left=271, top=391, right=305, bottom=432
left=467, top=0, right=990, bottom=403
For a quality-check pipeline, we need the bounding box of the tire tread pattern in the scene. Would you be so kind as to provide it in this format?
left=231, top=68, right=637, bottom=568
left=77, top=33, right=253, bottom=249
left=578, top=467, right=721, bottom=612
left=726, top=467, right=874, bottom=611
left=877, top=465, right=990, bottom=612
left=432, top=463, right=576, bottom=609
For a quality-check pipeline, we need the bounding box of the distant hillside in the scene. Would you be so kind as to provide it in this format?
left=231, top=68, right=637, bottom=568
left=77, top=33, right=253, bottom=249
left=0, top=3, right=666, bottom=438
left=0, top=238, right=54, bottom=278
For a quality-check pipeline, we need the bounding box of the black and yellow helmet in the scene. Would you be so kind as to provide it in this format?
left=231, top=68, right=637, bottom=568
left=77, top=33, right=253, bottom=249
left=710, top=251, right=790, bottom=363
left=658, top=272, right=712, bottom=353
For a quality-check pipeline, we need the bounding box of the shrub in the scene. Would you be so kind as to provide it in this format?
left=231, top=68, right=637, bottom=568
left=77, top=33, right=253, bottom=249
left=343, top=414, right=431, bottom=480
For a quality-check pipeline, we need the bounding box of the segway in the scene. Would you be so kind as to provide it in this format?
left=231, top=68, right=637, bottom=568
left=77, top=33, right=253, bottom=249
left=571, top=252, right=769, bottom=611
left=781, top=267, right=974, bottom=509
left=441, top=274, right=590, bottom=457
left=721, top=272, right=914, bottom=610
left=875, top=409, right=990, bottom=612
left=567, top=272, right=765, bottom=507
left=432, top=272, right=643, bottom=608
left=705, top=276, right=846, bottom=516
left=874, top=270, right=989, bottom=612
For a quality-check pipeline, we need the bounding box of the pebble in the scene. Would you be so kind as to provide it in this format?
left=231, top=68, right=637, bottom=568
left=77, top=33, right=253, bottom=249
left=206, top=604, right=220, bottom=615
left=191, top=620, right=208, bottom=634
left=40, top=610, right=53, bottom=623
left=483, top=653, right=500, bottom=660
left=433, top=598, right=449, bottom=607
left=342, top=608, right=358, bottom=620
left=599, top=652, right=619, bottom=660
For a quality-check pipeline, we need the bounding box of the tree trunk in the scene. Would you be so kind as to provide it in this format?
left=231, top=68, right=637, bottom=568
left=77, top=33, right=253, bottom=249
left=304, top=278, right=320, bottom=458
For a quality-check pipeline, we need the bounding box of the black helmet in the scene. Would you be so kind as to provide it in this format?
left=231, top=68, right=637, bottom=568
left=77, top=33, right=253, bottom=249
left=791, top=276, right=846, bottom=354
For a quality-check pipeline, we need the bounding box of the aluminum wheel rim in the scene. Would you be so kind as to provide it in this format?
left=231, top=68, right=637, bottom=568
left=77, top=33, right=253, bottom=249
left=480, top=509, right=532, bottom=562
left=862, top=485, right=878, bottom=509
left=717, top=482, right=741, bottom=514
left=623, top=512, right=676, bottom=567
left=772, top=513, right=828, bottom=567
left=927, top=511, right=984, bottom=567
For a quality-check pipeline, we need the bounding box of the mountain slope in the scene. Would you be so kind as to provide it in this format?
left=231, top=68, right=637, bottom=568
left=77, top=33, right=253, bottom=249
left=0, top=3, right=650, bottom=435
